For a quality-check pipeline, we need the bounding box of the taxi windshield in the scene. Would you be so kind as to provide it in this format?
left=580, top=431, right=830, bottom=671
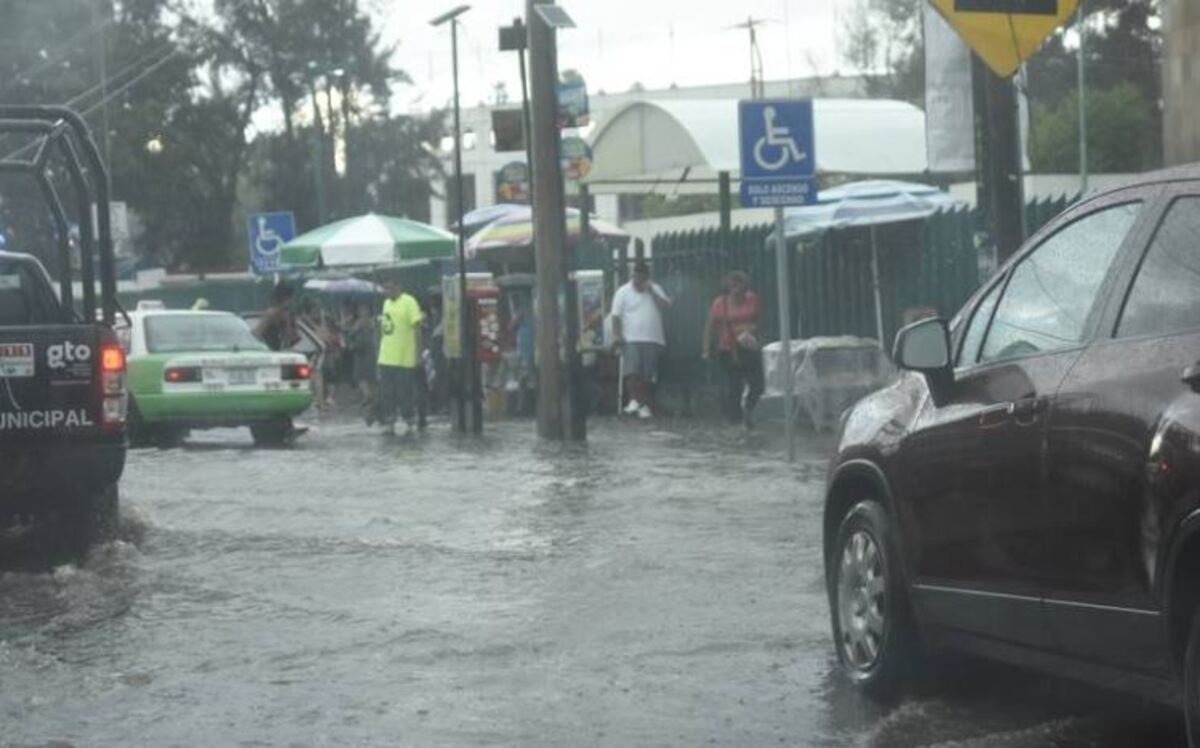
left=145, top=314, right=267, bottom=354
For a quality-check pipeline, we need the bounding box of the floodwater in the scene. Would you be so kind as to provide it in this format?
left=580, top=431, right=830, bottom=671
left=0, top=415, right=1187, bottom=746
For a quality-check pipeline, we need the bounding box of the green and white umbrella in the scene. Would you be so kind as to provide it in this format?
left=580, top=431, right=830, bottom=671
left=280, top=213, right=456, bottom=269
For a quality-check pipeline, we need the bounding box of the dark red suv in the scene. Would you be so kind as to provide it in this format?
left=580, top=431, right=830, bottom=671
left=824, top=165, right=1200, bottom=742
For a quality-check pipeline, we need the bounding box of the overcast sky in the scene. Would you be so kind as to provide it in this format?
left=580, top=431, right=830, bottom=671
left=371, top=0, right=845, bottom=112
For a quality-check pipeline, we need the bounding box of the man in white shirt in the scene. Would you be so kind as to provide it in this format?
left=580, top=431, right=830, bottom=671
left=610, top=260, right=673, bottom=419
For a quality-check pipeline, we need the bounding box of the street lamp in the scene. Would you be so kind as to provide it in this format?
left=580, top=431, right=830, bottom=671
left=430, top=4, right=478, bottom=434
left=499, top=17, right=534, bottom=206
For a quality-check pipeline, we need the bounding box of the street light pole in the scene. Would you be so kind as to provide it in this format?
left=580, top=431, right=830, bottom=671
left=431, top=5, right=478, bottom=434
left=1077, top=0, right=1089, bottom=195
left=499, top=17, right=535, bottom=206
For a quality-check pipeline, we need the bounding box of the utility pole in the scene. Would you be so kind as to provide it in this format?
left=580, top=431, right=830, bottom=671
left=527, top=0, right=577, bottom=440
left=730, top=16, right=769, bottom=99
left=431, top=5, right=478, bottom=434
left=973, top=56, right=1025, bottom=264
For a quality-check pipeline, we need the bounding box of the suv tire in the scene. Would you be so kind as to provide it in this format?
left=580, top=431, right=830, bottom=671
left=830, top=499, right=918, bottom=700
left=1183, top=606, right=1200, bottom=745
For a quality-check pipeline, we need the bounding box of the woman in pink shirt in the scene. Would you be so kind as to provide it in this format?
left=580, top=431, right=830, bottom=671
left=701, top=271, right=764, bottom=428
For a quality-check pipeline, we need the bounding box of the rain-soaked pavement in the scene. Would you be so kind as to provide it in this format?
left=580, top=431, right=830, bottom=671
left=0, top=413, right=1188, bottom=746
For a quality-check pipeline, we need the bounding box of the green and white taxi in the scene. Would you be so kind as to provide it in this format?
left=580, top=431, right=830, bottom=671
left=116, top=307, right=313, bottom=446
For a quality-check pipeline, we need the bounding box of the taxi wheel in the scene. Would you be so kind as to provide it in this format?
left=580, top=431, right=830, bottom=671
left=251, top=416, right=292, bottom=447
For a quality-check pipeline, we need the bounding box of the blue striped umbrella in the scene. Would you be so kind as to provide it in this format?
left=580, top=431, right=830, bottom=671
left=779, top=180, right=966, bottom=345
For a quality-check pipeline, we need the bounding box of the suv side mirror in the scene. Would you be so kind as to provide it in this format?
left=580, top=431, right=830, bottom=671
left=893, top=317, right=953, bottom=400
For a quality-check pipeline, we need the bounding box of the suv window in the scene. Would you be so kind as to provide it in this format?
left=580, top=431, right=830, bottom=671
left=957, top=279, right=1002, bottom=367
left=979, top=203, right=1140, bottom=364
left=1118, top=196, right=1200, bottom=338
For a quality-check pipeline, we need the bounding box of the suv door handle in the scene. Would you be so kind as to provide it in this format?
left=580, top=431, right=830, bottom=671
left=1008, top=397, right=1046, bottom=426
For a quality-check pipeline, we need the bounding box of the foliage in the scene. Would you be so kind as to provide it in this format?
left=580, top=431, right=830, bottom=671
left=1029, top=83, right=1159, bottom=173
left=843, top=0, right=1163, bottom=171
left=1025, top=0, right=1162, bottom=170
left=0, top=0, right=443, bottom=272
left=840, top=0, right=925, bottom=103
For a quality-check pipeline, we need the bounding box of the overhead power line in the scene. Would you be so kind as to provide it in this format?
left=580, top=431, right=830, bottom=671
left=0, top=17, right=115, bottom=97
left=63, top=39, right=180, bottom=110
left=0, top=42, right=184, bottom=164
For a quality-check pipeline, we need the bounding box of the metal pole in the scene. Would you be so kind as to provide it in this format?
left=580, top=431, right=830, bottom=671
left=718, top=171, right=731, bottom=249
left=451, top=18, right=474, bottom=434
left=1077, top=0, right=1089, bottom=195
left=975, top=57, right=1026, bottom=263
left=774, top=207, right=794, bottom=463
left=870, top=227, right=885, bottom=346
left=519, top=43, right=535, bottom=206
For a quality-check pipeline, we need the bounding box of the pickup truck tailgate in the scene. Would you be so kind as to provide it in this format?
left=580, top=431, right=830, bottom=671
left=0, top=325, right=110, bottom=444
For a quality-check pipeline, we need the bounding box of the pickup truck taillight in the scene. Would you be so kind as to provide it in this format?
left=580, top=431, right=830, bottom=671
left=99, top=341, right=128, bottom=428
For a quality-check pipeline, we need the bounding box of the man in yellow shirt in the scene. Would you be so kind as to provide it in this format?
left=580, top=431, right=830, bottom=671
left=376, top=279, right=425, bottom=435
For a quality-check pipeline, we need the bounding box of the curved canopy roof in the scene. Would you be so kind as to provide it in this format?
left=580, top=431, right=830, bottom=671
left=584, top=98, right=928, bottom=189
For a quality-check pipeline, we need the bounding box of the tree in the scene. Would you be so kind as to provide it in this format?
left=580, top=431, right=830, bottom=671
left=840, top=0, right=924, bottom=103
left=212, top=0, right=401, bottom=230
left=0, top=0, right=434, bottom=271
left=1025, top=0, right=1163, bottom=171
left=1029, top=83, right=1159, bottom=173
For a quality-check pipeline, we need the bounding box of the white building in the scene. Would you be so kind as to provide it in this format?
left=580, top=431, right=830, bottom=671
left=429, top=75, right=874, bottom=229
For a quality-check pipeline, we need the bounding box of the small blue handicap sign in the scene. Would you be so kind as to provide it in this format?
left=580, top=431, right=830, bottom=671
left=738, top=100, right=817, bottom=208
left=247, top=211, right=296, bottom=275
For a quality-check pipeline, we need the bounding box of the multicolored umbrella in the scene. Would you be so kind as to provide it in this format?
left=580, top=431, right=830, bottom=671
left=454, top=203, right=525, bottom=235
left=464, top=206, right=627, bottom=258
left=281, top=214, right=456, bottom=269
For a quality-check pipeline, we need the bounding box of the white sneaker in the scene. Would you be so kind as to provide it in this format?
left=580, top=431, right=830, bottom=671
left=638, top=405, right=652, bottom=420
left=623, top=399, right=641, bottom=415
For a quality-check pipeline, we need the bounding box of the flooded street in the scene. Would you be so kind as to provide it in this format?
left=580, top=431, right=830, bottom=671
left=0, top=416, right=1187, bottom=746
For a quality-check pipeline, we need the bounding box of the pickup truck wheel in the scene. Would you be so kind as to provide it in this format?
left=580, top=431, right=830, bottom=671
left=127, top=397, right=153, bottom=448
left=64, top=483, right=119, bottom=554
left=1183, top=606, right=1200, bottom=745
left=251, top=416, right=293, bottom=447
left=830, top=499, right=917, bottom=701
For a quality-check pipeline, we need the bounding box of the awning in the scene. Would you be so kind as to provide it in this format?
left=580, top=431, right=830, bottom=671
left=584, top=98, right=929, bottom=192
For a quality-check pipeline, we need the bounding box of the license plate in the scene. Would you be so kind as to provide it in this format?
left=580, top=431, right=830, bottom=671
left=228, top=368, right=257, bottom=385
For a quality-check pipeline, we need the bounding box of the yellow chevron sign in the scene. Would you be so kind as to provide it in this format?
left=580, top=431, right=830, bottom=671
left=928, top=0, right=1081, bottom=78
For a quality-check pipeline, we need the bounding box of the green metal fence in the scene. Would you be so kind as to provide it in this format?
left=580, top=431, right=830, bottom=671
left=646, top=194, right=1078, bottom=400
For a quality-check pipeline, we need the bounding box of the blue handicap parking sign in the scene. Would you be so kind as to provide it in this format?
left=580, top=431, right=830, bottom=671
left=247, top=211, right=296, bottom=275
left=738, top=100, right=817, bottom=208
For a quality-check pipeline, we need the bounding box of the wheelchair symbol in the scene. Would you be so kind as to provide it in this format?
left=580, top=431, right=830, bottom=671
left=254, top=216, right=283, bottom=257
left=753, top=106, right=807, bottom=171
